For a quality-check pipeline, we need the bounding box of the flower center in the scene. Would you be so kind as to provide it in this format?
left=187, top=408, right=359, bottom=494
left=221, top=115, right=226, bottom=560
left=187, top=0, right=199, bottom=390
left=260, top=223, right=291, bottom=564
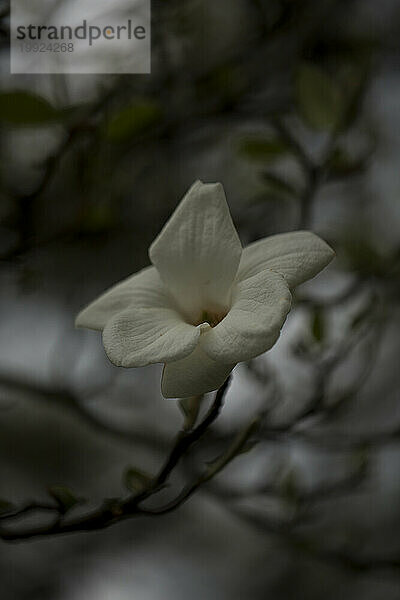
left=194, top=309, right=227, bottom=328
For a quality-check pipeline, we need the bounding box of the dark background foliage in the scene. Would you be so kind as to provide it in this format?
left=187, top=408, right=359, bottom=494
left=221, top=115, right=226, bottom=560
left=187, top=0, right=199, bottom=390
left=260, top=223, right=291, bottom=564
left=0, top=0, right=400, bottom=598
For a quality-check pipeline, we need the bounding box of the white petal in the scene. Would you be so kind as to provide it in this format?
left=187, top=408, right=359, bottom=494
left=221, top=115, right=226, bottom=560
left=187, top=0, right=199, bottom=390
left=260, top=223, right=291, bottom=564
left=161, top=341, right=235, bottom=398
left=202, top=270, right=292, bottom=363
left=102, top=307, right=200, bottom=368
left=149, top=181, right=242, bottom=320
left=238, top=231, right=334, bottom=288
left=76, top=266, right=174, bottom=331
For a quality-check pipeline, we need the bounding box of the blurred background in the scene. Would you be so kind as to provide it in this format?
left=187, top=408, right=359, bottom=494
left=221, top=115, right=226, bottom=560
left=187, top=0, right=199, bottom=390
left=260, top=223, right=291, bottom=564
left=0, top=0, right=400, bottom=598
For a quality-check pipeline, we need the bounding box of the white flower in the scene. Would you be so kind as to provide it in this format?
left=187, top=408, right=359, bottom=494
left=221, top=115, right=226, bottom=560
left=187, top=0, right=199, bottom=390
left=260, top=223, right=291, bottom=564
left=76, top=181, right=334, bottom=398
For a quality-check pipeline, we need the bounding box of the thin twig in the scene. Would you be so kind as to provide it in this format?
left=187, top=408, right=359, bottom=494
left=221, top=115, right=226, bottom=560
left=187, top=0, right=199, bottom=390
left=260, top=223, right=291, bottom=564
left=0, top=378, right=231, bottom=542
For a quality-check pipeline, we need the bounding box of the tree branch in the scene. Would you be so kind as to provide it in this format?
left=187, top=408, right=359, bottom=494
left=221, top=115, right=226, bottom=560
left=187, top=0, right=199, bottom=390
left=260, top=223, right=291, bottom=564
left=0, top=377, right=231, bottom=542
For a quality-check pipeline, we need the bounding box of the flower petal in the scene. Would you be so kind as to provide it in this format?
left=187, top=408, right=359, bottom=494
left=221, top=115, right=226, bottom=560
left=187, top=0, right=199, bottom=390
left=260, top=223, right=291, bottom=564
left=202, top=270, right=292, bottom=363
left=238, top=231, right=334, bottom=288
left=161, top=341, right=235, bottom=398
left=149, top=181, right=242, bottom=320
left=102, top=307, right=200, bottom=368
left=76, top=266, right=174, bottom=331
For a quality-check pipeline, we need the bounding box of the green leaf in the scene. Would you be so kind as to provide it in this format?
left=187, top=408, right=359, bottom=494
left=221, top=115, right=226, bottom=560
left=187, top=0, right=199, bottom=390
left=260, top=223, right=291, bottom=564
left=48, top=486, right=82, bottom=514
left=352, top=445, right=370, bottom=474
left=123, top=467, right=153, bottom=494
left=296, top=63, right=344, bottom=131
left=261, top=171, right=298, bottom=199
left=342, top=236, right=384, bottom=277
left=238, top=136, right=289, bottom=163
left=80, top=204, right=115, bottom=234
left=196, top=64, right=246, bottom=105
left=311, top=307, right=325, bottom=342
left=0, top=499, right=14, bottom=515
left=327, top=147, right=370, bottom=179
left=0, top=91, right=59, bottom=126
left=338, top=63, right=371, bottom=130
left=280, top=468, right=300, bottom=502
left=104, top=101, right=162, bottom=141
left=237, top=440, right=259, bottom=456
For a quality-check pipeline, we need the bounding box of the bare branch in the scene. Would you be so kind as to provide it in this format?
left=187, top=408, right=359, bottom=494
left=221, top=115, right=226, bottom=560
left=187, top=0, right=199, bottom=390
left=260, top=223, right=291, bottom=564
left=0, top=377, right=231, bottom=542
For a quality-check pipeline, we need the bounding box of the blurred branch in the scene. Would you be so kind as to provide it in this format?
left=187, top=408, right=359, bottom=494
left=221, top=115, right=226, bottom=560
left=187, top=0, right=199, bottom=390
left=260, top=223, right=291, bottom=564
left=0, top=372, right=169, bottom=451
left=270, top=117, right=324, bottom=228
left=0, top=501, right=58, bottom=521
left=271, top=116, right=315, bottom=175
left=0, top=79, right=127, bottom=264
left=295, top=276, right=365, bottom=309
left=262, top=313, right=383, bottom=434
left=220, top=502, right=400, bottom=573
left=206, top=454, right=369, bottom=507
left=0, top=377, right=231, bottom=542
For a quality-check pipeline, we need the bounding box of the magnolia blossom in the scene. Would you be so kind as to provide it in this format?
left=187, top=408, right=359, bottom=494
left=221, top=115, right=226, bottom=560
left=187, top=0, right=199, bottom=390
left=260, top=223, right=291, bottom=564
left=76, top=181, right=334, bottom=398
